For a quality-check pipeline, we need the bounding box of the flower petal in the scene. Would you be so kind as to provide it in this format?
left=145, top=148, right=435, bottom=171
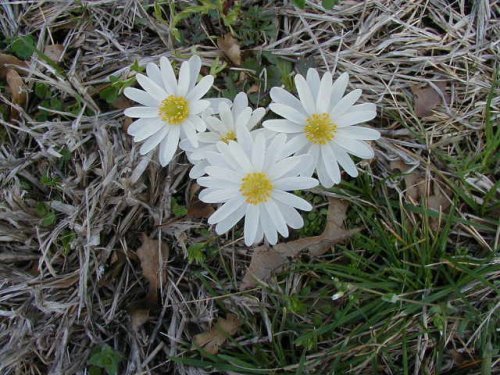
left=317, top=72, right=333, bottom=113
left=186, top=75, right=214, bottom=101
left=232, top=92, right=249, bottom=117
left=321, top=144, right=341, bottom=184
left=136, top=74, right=167, bottom=101
left=200, top=188, right=238, bottom=203
left=188, top=55, right=202, bottom=90
left=334, top=136, right=375, bottom=159
left=158, top=125, right=179, bottom=166
left=205, top=166, right=243, bottom=182
left=331, top=144, right=358, bottom=177
left=227, top=141, right=253, bottom=171
left=146, top=63, right=163, bottom=87
left=306, top=68, right=321, bottom=100
left=330, top=89, right=362, bottom=118
left=330, top=72, right=349, bottom=108
left=177, top=60, right=191, bottom=96
left=264, top=200, right=288, bottom=238
left=215, top=203, right=246, bottom=235
left=316, top=158, right=334, bottom=188
left=236, top=108, right=252, bottom=130
left=244, top=204, right=260, bottom=246
left=182, top=119, right=198, bottom=148
left=189, top=114, right=207, bottom=132
left=275, top=201, right=304, bottom=229
left=247, top=108, right=266, bottom=130
left=208, top=196, right=245, bottom=224
left=295, top=74, right=316, bottom=115
left=160, top=56, right=177, bottom=94
left=337, top=111, right=377, bottom=127
left=260, top=206, right=278, bottom=245
left=251, top=133, right=266, bottom=171
left=139, top=126, right=168, bottom=155
left=190, top=100, right=210, bottom=115
left=128, top=118, right=163, bottom=138
left=270, top=87, right=303, bottom=112
left=273, top=176, right=318, bottom=191
left=337, top=126, right=380, bottom=140
left=124, top=87, right=159, bottom=107
left=263, top=119, right=303, bottom=133
left=124, top=106, right=159, bottom=118
left=269, top=103, right=307, bottom=124
left=272, top=190, right=312, bottom=211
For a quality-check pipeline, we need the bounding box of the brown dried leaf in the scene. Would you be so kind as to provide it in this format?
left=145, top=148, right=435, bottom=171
left=129, top=304, right=150, bottom=332
left=240, top=198, right=361, bottom=290
left=411, top=81, right=448, bottom=117
left=44, top=44, right=65, bottom=62
left=217, top=33, right=241, bottom=66
left=390, top=160, right=424, bottom=201
left=0, top=53, right=28, bottom=80
left=6, top=69, right=27, bottom=121
left=136, top=234, right=169, bottom=303
left=193, top=314, right=241, bottom=354
left=187, top=183, right=215, bottom=219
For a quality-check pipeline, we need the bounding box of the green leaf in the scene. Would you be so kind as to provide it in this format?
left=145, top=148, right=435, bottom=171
left=187, top=242, right=207, bottom=264
left=322, top=0, right=339, bottom=9
left=35, top=202, right=57, bottom=227
left=9, top=35, right=36, bottom=60
left=88, top=345, right=122, bottom=375
left=34, top=83, right=50, bottom=99
left=171, top=197, right=188, bottom=217
left=292, top=0, right=306, bottom=9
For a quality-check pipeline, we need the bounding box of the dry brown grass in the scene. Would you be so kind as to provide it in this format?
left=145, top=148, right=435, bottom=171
left=0, top=0, right=498, bottom=374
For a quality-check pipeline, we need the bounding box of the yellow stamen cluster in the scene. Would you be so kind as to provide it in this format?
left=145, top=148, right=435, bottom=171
left=240, top=172, right=273, bottom=205
left=159, top=95, right=189, bottom=125
left=304, top=113, right=337, bottom=145
left=220, top=130, right=237, bottom=144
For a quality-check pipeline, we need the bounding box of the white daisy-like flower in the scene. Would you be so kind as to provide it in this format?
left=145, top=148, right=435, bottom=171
left=263, top=69, right=380, bottom=187
left=180, top=92, right=266, bottom=178
left=197, top=131, right=318, bottom=246
left=124, top=56, right=214, bottom=166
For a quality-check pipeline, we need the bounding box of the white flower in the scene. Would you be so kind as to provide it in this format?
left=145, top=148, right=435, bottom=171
left=124, top=56, right=214, bottom=166
left=197, top=131, right=318, bottom=246
left=180, top=92, right=266, bottom=178
left=263, top=69, right=380, bottom=187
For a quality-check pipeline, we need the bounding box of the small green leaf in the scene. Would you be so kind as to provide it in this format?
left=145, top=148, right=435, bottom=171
left=9, top=35, right=36, bottom=60
left=171, top=197, right=188, bottom=217
left=187, top=242, right=206, bottom=264
left=35, top=202, right=57, bottom=227
left=292, top=0, right=306, bottom=9
left=88, top=345, right=122, bottom=375
left=34, top=83, right=50, bottom=99
left=322, top=0, right=339, bottom=9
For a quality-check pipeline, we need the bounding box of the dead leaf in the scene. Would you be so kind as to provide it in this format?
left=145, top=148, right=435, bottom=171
left=44, top=44, right=65, bottom=62
left=127, top=300, right=150, bottom=332
left=240, top=198, right=361, bottom=290
left=187, top=183, right=215, bottom=218
left=411, top=81, right=449, bottom=117
left=193, top=314, right=241, bottom=354
left=217, top=33, right=241, bottom=66
left=136, top=233, right=169, bottom=303
left=390, top=160, right=424, bottom=201
left=0, top=53, right=28, bottom=80
left=6, top=69, right=27, bottom=121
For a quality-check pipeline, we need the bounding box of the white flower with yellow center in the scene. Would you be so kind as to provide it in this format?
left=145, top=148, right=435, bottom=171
left=123, top=56, right=214, bottom=166
left=197, top=131, right=318, bottom=246
left=180, top=92, right=266, bottom=178
left=263, top=69, right=380, bottom=187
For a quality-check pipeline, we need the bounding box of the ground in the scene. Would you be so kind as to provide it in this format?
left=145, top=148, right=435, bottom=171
left=0, top=0, right=498, bottom=374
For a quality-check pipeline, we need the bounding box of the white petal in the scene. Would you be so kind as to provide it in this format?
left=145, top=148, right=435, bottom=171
left=124, top=87, right=159, bottom=107
left=306, top=68, right=321, bottom=100
left=158, top=125, right=179, bottom=166
left=247, top=108, right=266, bottom=130
left=295, top=74, right=316, bottom=115
left=263, top=133, right=287, bottom=171
left=214, top=143, right=240, bottom=171
left=269, top=103, right=307, bottom=124
left=208, top=196, right=245, bottom=224
left=189, top=161, right=208, bottom=178
left=282, top=134, right=309, bottom=156
left=316, top=159, right=334, bottom=188
left=260, top=206, right=278, bottom=245
left=133, top=122, right=165, bottom=142
left=198, top=132, right=220, bottom=143
left=160, top=56, right=177, bottom=94
left=182, top=120, right=198, bottom=147
left=219, top=103, right=234, bottom=129
left=263, top=119, right=303, bottom=133
left=275, top=201, right=304, bottom=229
left=330, top=89, right=362, bottom=118
left=198, top=176, right=240, bottom=188
left=330, top=72, right=349, bottom=108
left=317, top=72, right=333, bottom=113
left=251, top=133, right=266, bottom=170
left=136, top=74, right=167, bottom=101
left=146, top=63, right=163, bottom=87
left=177, top=60, right=191, bottom=96
left=199, top=188, right=238, bottom=203
left=190, top=100, right=210, bottom=115
left=337, top=111, right=377, bottom=127
left=188, top=55, right=202, bottom=90
left=264, top=200, right=288, bottom=238
left=236, top=125, right=253, bottom=156
left=272, top=190, right=312, bottom=211
left=351, top=103, right=376, bottom=112
left=331, top=144, right=358, bottom=177
left=205, top=166, right=243, bottom=182
left=189, top=114, right=207, bottom=132
left=128, top=118, right=163, bottom=138
left=227, top=141, right=253, bottom=171
left=186, top=75, right=214, bottom=101
left=254, top=222, right=264, bottom=244
left=270, top=155, right=311, bottom=180
left=321, top=144, right=341, bottom=184
left=235, top=108, right=252, bottom=130
left=337, top=126, right=380, bottom=140
left=274, top=177, right=318, bottom=191
left=124, top=106, right=159, bottom=118
left=215, top=203, right=246, bottom=235
left=139, top=126, right=168, bottom=155
left=244, top=204, right=260, bottom=246
left=334, top=136, right=375, bottom=159
left=270, top=87, right=303, bottom=111
left=232, top=92, right=249, bottom=117
left=206, top=98, right=232, bottom=114
left=301, top=145, right=319, bottom=177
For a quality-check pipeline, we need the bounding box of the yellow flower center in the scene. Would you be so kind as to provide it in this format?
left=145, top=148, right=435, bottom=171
left=158, top=95, right=190, bottom=125
left=240, top=172, right=273, bottom=205
left=220, top=130, right=237, bottom=144
left=304, top=113, right=337, bottom=145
